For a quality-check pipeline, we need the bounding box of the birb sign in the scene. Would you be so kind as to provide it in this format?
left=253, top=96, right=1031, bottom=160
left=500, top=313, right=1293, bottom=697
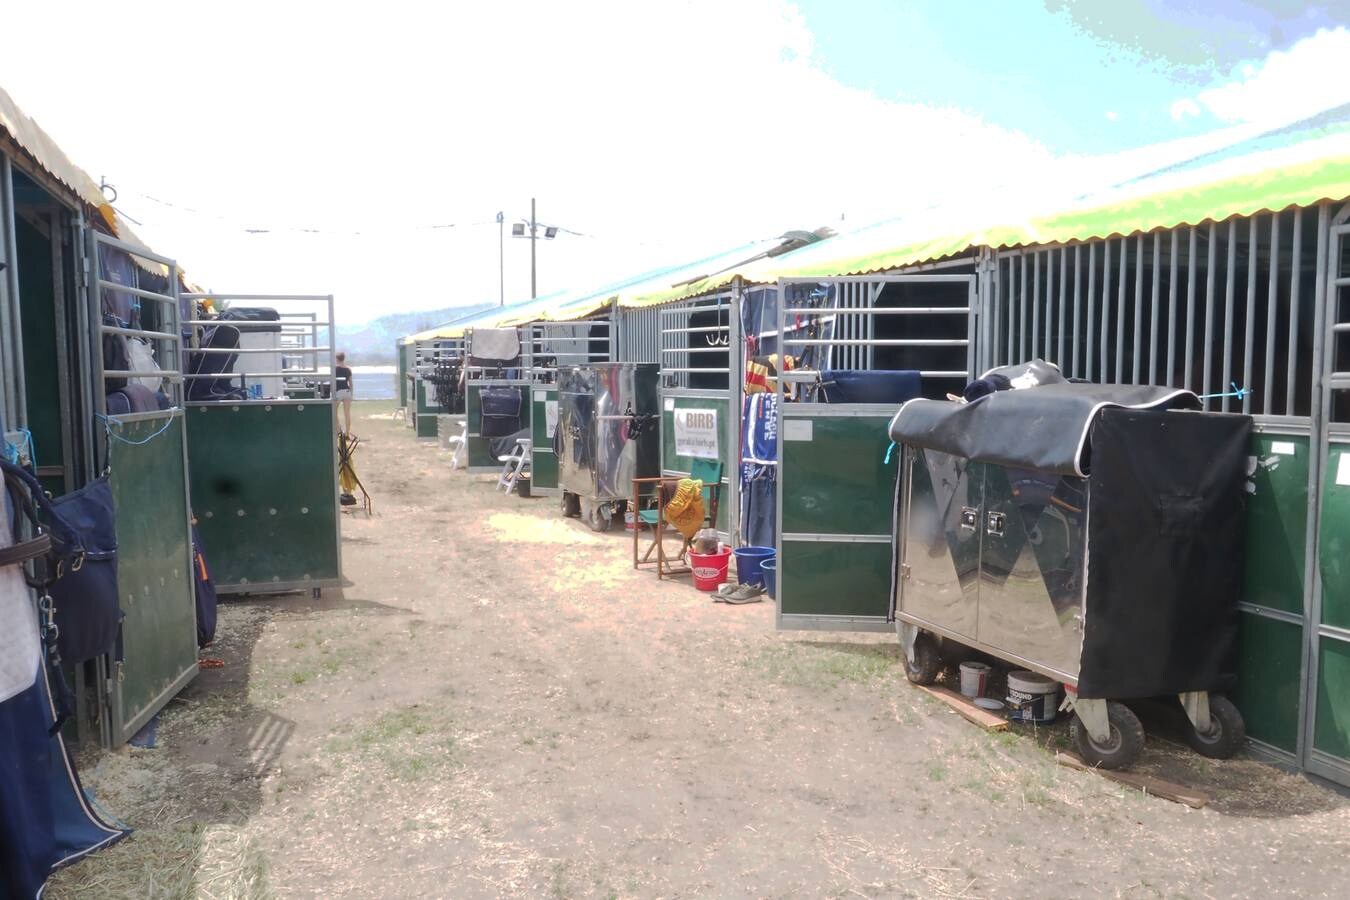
left=673, top=408, right=719, bottom=460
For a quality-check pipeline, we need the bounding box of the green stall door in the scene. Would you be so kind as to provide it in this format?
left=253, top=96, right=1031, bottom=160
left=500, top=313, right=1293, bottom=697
left=660, top=393, right=732, bottom=534
left=1313, top=442, right=1350, bottom=767
left=187, top=403, right=341, bottom=593
left=777, top=411, right=897, bottom=631
left=107, top=414, right=198, bottom=744
left=415, top=380, right=438, bottom=439
left=1233, top=432, right=1311, bottom=754
left=531, top=388, right=559, bottom=492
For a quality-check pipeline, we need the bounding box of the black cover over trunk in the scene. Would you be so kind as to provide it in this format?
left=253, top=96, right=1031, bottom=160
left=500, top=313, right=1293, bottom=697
left=1076, top=408, right=1250, bottom=699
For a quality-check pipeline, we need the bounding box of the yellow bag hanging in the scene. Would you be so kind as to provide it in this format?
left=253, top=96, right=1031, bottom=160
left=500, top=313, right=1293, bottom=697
left=664, top=478, right=705, bottom=539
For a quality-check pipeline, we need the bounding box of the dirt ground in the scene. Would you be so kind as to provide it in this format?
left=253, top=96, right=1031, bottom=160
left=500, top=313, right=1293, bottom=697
left=48, top=400, right=1350, bottom=899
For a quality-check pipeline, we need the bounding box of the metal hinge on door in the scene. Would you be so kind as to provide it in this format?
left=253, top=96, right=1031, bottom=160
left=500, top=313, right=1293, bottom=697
left=986, top=511, right=1006, bottom=537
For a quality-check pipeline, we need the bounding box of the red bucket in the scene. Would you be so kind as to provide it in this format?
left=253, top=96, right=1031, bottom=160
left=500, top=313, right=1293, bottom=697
left=688, top=546, right=732, bottom=591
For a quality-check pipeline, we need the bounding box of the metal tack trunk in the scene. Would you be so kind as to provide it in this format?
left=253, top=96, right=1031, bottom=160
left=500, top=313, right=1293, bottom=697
left=556, top=362, right=659, bottom=531
left=890, top=383, right=1251, bottom=768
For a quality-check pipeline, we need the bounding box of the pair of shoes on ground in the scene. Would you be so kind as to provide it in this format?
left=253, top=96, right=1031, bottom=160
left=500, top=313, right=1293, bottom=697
left=714, top=581, right=764, bottom=604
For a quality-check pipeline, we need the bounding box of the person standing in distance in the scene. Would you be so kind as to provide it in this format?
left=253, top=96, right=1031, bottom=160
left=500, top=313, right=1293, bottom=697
left=335, top=352, right=354, bottom=434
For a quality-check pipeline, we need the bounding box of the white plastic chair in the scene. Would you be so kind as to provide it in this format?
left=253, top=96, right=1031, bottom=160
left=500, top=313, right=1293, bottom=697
left=496, top=438, right=532, bottom=493
left=447, top=420, right=469, bottom=469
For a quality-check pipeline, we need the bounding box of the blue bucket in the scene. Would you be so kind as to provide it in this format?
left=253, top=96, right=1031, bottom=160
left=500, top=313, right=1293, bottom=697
left=760, top=557, right=777, bottom=599
left=734, top=546, right=775, bottom=587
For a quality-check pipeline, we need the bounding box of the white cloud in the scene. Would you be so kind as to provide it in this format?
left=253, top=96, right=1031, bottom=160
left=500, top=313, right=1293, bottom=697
left=1104, top=110, right=1120, bottom=122
left=1169, top=98, right=1201, bottom=122
left=1191, top=27, right=1350, bottom=127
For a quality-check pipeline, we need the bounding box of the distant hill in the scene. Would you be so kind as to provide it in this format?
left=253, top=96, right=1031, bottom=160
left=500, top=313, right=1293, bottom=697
left=338, top=303, right=495, bottom=364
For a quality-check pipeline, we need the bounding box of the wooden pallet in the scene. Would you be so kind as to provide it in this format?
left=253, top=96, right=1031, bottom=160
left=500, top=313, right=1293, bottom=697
left=1055, top=752, right=1209, bottom=808
left=915, top=683, right=1009, bottom=732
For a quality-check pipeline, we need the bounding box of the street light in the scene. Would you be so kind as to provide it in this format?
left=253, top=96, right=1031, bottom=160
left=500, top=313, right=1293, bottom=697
left=509, top=197, right=561, bottom=299
left=496, top=211, right=505, bottom=306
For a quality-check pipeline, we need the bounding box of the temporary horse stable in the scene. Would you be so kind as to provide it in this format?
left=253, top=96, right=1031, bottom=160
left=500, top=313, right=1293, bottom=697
left=620, top=108, right=1350, bottom=785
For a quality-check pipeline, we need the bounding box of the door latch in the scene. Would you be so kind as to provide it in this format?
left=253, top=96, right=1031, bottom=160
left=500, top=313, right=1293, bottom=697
left=900, top=563, right=912, bottom=580
left=986, top=511, right=1006, bottom=537
left=960, top=507, right=978, bottom=530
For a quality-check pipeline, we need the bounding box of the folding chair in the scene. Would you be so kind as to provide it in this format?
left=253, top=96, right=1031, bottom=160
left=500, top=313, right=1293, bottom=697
left=447, top=420, right=469, bottom=469
left=497, top=438, right=532, bottom=493
left=631, top=458, right=722, bottom=579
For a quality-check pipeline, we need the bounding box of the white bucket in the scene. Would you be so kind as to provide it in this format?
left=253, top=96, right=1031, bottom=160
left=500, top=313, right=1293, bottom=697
left=1007, top=670, right=1059, bottom=724
left=959, top=661, right=991, bottom=698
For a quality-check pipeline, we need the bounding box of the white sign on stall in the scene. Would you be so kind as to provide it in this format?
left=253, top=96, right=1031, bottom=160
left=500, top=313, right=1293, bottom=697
left=673, top=408, right=720, bottom=460
left=545, top=400, right=559, bottom=439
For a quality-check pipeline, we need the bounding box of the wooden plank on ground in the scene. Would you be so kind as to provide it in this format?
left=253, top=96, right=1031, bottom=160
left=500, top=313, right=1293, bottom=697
left=916, top=684, right=1008, bottom=732
left=1055, top=752, right=1209, bottom=809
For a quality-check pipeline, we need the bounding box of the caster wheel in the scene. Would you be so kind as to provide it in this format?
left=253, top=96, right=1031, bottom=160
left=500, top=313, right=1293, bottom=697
left=587, top=505, right=614, bottom=533
left=1184, top=694, right=1246, bottom=759
left=1071, top=701, right=1145, bottom=770
left=903, top=631, right=942, bottom=686
left=560, top=492, right=581, bottom=518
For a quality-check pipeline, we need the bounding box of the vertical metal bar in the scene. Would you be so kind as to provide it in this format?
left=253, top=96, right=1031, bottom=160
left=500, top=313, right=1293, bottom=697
left=1057, top=247, right=1067, bottom=367
left=1044, top=250, right=1055, bottom=362
left=1071, top=245, right=1081, bottom=377
left=967, top=276, right=978, bottom=380
left=1016, top=255, right=1025, bottom=362
left=1102, top=239, right=1112, bottom=383
left=1086, top=243, right=1096, bottom=380
left=1149, top=232, right=1160, bottom=384
left=1133, top=233, right=1144, bottom=384
left=1203, top=223, right=1217, bottom=407
left=1222, top=218, right=1238, bottom=412
left=1299, top=202, right=1332, bottom=770
left=1243, top=216, right=1259, bottom=414
left=1031, top=251, right=1041, bottom=360
left=1167, top=230, right=1179, bottom=385
left=1117, top=237, right=1128, bottom=383
left=1, top=155, right=27, bottom=426
left=1003, top=257, right=1013, bottom=366
left=1287, top=209, right=1304, bottom=414
left=728, top=278, right=744, bottom=545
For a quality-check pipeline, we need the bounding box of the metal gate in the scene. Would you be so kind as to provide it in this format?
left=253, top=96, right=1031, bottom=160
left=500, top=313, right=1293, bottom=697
left=87, top=231, right=198, bottom=745
left=180, top=293, right=341, bottom=596
left=1307, top=210, right=1350, bottom=783
left=775, top=273, right=976, bottom=630
left=657, top=292, right=739, bottom=537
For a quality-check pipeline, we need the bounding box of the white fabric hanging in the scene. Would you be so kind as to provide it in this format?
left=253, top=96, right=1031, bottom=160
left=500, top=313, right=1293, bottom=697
left=0, top=508, right=41, bottom=703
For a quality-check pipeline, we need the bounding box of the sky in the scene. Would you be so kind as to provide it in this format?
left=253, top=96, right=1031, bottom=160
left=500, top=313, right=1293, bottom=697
left=2, top=0, right=1346, bottom=328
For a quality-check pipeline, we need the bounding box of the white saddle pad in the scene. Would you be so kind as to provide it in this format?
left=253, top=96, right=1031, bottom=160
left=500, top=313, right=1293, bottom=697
left=0, top=508, right=41, bottom=703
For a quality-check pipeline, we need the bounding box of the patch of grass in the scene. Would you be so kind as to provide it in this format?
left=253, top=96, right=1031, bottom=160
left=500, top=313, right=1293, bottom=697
left=745, top=642, right=900, bottom=691
left=323, top=704, right=458, bottom=782
left=927, top=762, right=948, bottom=782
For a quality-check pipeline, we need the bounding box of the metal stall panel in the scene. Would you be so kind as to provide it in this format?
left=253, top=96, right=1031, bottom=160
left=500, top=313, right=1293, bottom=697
left=775, top=273, right=976, bottom=632
left=181, top=293, right=341, bottom=598
left=107, top=414, right=198, bottom=744
left=531, top=386, right=560, bottom=493
left=465, top=381, right=532, bottom=471
left=186, top=403, right=341, bottom=592
left=88, top=232, right=198, bottom=746
left=777, top=407, right=897, bottom=629
left=659, top=390, right=733, bottom=534
left=1236, top=430, right=1311, bottom=753
left=415, top=371, right=439, bottom=439
left=1308, top=216, right=1350, bottom=783
left=397, top=340, right=409, bottom=408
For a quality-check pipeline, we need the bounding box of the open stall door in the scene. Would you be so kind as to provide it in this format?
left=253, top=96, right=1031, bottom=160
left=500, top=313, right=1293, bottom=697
left=182, top=293, right=341, bottom=595
left=1307, top=216, right=1350, bottom=786
left=88, top=231, right=198, bottom=745
left=775, top=274, right=976, bottom=631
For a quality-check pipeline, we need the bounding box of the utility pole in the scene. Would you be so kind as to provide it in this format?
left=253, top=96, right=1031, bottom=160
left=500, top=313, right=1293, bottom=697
left=530, top=197, right=538, bottom=299
left=496, top=211, right=505, bottom=306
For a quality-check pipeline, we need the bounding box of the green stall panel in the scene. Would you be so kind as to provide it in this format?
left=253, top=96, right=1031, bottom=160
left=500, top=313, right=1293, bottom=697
left=1314, top=636, right=1350, bottom=763
left=107, top=414, right=198, bottom=744
left=531, top=388, right=559, bottom=492
left=415, top=380, right=438, bottom=439
left=777, top=411, right=897, bottom=630
left=466, top=383, right=531, bottom=471
left=660, top=393, right=732, bottom=534
left=1243, top=434, right=1310, bottom=615
left=1233, top=612, right=1303, bottom=753
left=779, top=540, right=894, bottom=620
left=397, top=342, right=409, bottom=408
left=1318, top=444, right=1350, bottom=630
left=186, top=403, right=340, bottom=593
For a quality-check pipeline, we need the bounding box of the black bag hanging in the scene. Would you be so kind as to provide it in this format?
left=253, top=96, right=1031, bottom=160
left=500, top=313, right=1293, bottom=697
left=480, top=387, right=523, bottom=438
left=101, top=314, right=132, bottom=393
left=192, top=524, right=218, bottom=648
left=0, top=461, right=123, bottom=667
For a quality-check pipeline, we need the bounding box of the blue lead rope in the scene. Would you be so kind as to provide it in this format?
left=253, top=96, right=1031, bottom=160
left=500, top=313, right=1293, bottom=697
left=1198, top=382, right=1250, bottom=403
left=96, top=413, right=176, bottom=446
left=884, top=441, right=897, bottom=464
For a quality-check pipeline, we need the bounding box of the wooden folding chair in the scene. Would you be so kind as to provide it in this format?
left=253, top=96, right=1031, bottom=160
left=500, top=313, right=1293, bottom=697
left=631, top=458, right=723, bottom=579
